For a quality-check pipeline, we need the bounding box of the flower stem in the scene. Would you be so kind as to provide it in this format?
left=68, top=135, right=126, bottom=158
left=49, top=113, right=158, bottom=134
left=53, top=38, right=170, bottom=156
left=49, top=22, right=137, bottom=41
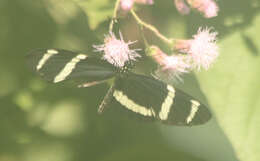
left=109, top=0, right=121, bottom=32
left=130, top=9, right=174, bottom=46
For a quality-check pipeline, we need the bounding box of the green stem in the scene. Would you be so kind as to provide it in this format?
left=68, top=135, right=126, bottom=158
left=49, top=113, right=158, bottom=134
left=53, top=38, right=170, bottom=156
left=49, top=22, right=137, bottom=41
left=130, top=9, right=174, bottom=46
left=109, top=0, right=121, bottom=32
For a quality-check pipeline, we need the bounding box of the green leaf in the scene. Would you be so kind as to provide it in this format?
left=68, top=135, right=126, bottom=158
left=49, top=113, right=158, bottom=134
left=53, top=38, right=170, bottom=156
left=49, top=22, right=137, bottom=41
left=73, top=0, right=116, bottom=29
left=197, top=14, right=260, bottom=161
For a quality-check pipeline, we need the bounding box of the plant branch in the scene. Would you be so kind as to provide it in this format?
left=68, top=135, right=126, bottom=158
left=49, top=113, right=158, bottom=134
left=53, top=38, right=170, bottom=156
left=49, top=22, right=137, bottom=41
left=109, top=0, right=121, bottom=32
left=130, top=9, right=173, bottom=46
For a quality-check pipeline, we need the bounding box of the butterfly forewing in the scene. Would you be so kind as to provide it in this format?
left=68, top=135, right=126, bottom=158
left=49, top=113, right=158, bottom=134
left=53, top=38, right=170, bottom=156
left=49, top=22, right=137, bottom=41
left=109, top=73, right=211, bottom=126
left=27, top=49, right=117, bottom=84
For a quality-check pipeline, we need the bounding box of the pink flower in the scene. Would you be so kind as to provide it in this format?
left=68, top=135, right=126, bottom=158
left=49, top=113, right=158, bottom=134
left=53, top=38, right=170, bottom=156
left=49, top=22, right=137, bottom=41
left=93, top=32, right=140, bottom=67
left=120, top=0, right=153, bottom=11
left=150, top=46, right=190, bottom=81
left=203, top=0, right=219, bottom=18
left=175, top=27, right=218, bottom=70
left=187, top=0, right=219, bottom=18
left=120, top=0, right=135, bottom=11
left=189, top=27, right=218, bottom=70
left=135, top=0, right=154, bottom=5
left=174, top=0, right=190, bottom=15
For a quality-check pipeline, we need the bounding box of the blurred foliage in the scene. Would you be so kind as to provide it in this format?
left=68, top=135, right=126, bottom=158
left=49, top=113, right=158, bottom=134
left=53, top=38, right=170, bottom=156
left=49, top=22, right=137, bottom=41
left=72, top=0, right=116, bottom=30
left=0, top=0, right=260, bottom=161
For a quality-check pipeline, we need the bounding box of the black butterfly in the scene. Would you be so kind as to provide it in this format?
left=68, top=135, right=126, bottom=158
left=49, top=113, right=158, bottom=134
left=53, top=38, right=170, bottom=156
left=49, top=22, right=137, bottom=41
left=27, top=49, right=211, bottom=126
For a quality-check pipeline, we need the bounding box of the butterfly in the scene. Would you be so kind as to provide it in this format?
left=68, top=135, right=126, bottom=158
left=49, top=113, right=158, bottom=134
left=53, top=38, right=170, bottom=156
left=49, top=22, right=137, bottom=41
left=27, top=49, right=211, bottom=126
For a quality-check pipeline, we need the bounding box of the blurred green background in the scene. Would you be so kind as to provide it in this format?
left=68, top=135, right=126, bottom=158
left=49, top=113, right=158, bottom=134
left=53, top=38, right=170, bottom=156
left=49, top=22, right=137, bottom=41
left=0, top=0, right=260, bottom=161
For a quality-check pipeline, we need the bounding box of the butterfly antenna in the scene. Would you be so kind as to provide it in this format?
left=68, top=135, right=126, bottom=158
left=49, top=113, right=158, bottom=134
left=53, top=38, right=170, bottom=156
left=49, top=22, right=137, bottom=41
left=98, top=84, right=115, bottom=114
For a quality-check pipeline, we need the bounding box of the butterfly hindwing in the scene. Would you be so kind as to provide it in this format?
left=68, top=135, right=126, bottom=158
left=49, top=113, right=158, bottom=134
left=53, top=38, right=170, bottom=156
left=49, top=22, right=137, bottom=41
left=27, top=49, right=117, bottom=84
left=107, top=73, right=211, bottom=126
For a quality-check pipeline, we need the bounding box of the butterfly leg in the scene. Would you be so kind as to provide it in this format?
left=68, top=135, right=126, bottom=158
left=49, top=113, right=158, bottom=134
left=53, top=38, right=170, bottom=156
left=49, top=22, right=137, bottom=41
left=78, top=80, right=108, bottom=88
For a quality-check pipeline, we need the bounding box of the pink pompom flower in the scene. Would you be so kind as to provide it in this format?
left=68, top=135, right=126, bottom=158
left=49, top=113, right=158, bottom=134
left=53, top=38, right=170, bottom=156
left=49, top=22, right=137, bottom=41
left=203, top=0, right=219, bottom=18
left=187, top=0, right=219, bottom=18
left=150, top=46, right=190, bottom=81
left=93, top=32, right=141, bottom=68
left=135, top=0, right=154, bottom=5
left=120, top=0, right=135, bottom=11
left=120, top=0, right=154, bottom=11
left=174, top=0, right=190, bottom=15
left=174, top=27, right=219, bottom=70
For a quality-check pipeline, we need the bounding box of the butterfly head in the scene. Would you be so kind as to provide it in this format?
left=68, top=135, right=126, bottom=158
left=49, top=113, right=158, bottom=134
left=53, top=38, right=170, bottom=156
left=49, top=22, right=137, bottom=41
left=116, top=60, right=135, bottom=77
